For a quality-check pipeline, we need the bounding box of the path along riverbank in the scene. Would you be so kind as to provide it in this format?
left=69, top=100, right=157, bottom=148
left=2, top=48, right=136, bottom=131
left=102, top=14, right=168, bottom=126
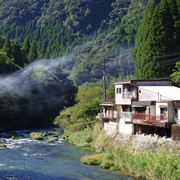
left=65, top=123, right=180, bottom=180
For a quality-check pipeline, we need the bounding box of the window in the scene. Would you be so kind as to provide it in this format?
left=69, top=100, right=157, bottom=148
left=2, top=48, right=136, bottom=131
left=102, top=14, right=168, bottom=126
left=116, top=88, right=121, bottom=94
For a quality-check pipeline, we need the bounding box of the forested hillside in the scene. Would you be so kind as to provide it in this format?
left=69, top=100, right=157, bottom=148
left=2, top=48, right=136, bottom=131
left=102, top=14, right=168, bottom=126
left=0, top=0, right=149, bottom=84
left=1, top=0, right=180, bottom=131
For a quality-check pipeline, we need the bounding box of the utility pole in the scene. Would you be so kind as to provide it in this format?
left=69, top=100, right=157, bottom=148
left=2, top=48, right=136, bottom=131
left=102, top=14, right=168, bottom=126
left=103, top=58, right=107, bottom=101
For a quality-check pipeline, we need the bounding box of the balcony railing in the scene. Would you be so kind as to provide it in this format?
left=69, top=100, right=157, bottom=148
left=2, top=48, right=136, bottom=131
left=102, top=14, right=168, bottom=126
left=98, top=111, right=117, bottom=119
left=132, top=113, right=167, bottom=122
left=120, top=112, right=132, bottom=118
left=122, top=92, right=136, bottom=99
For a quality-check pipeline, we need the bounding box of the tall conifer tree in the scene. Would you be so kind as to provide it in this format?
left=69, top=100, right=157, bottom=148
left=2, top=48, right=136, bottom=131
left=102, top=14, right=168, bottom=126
left=23, top=37, right=30, bottom=56
left=39, top=45, right=46, bottom=59
left=11, top=41, right=24, bottom=67
left=27, top=40, right=38, bottom=62
left=168, top=0, right=180, bottom=51
left=3, top=37, right=12, bottom=58
left=133, top=0, right=179, bottom=79
left=133, top=0, right=158, bottom=79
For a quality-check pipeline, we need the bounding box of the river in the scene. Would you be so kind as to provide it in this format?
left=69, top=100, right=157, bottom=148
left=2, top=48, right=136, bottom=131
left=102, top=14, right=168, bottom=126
left=0, top=128, right=133, bottom=180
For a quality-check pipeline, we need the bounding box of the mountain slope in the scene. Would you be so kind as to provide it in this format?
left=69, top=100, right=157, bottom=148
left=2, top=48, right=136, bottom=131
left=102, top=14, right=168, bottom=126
left=0, top=0, right=149, bottom=84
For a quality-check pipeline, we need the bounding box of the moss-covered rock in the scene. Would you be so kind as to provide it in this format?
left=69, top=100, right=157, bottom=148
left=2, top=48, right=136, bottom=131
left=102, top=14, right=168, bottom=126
left=30, top=132, right=44, bottom=140
left=46, top=137, right=58, bottom=143
left=0, top=144, right=6, bottom=148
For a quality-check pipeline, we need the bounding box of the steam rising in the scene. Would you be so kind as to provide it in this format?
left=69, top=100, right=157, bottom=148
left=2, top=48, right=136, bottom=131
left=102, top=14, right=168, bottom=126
left=0, top=57, right=68, bottom=98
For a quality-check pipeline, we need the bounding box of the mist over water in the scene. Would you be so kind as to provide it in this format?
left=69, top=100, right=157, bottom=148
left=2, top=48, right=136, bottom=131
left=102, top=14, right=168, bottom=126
left=0, top=57, right=77, bottom=130
left=0, top=57, right=66, bottom=97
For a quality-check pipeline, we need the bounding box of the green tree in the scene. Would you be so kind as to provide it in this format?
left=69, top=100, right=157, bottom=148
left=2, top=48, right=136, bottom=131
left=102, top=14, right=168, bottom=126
left=177, top=0, right=180, bottom=12
left=168, top=0, right=180, bottom=51
left=54, top=82, right=104, bottom=131
left=11, top=41, right=24, bottom=67
left=27, top=40, right=38, bottom=62
left=3, top=37, right=12, bottom=58
left=133, top=0, right=178, bottom=79
left=23, top=37, right=30, bottom=56
left=39, top=45, right=46, bottom=59
left=171, top=61, right=180, bottom=84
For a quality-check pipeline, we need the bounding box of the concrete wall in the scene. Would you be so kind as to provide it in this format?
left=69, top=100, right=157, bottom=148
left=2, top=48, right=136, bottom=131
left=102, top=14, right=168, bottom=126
left=119, top=118, right=134, bottom=135
left=171, top=124, right=180, bottom=140
left=168, top=102, right=174, bottom=123
left=115, top=84, right=131, bottom=105
left=156, top=102, right=168, bottom=115
left=156, top=102, right=174, bottom=122
left=104, top=122, right=117, bottom=136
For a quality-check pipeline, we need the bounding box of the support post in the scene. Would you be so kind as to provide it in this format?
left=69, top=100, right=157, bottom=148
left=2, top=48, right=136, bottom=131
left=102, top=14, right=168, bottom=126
left=155, top=126, right=158, bottom=134
left=139, top=125, right=142, bottom=134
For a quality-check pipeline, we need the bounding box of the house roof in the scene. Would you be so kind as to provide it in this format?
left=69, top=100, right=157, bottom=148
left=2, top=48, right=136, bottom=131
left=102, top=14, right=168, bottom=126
left=139, top=86, right=180, bottom=101
left=114, top=79, right=171, bottom=85
left=100, top=98, right=115, bottom=106
left=132, top=101, right=156, bottom=107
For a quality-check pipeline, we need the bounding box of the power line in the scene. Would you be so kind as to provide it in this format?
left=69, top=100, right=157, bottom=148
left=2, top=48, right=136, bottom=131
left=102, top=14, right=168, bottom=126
left=0, top=95, right=66, bottom=112
left=100, top=51, right=180, bottom=63
left=133, top=51, right=180, bottom=61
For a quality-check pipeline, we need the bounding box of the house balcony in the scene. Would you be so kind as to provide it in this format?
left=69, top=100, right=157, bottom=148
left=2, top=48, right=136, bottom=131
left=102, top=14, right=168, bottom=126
left=120, top=112, right=132, bottom=119
left=97, top=111, right=117, bottom=122
left=122, top=91, right=136, bottom=99
left=132, top=113, right=168, bottom=127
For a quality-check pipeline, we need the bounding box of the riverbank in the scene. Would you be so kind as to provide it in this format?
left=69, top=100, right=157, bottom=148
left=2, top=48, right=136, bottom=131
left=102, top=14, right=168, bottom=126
left=0, top=127, right=131, bottom=180
left=64, top=123, right=180, bottom=180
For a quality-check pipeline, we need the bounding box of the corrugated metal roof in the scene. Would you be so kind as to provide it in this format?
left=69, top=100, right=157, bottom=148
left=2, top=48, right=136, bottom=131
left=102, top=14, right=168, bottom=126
left=139, top=86, right=180, bottom=101
left=100, top=98, right=115, bottom=106
left=114, top=79, right=171, bottom=85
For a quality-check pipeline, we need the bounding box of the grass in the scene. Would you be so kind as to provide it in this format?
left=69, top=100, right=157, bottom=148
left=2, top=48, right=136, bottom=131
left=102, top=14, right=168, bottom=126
left=81, top=153, right=104, bottom=165
left=67, top=123, right=180, bottom=179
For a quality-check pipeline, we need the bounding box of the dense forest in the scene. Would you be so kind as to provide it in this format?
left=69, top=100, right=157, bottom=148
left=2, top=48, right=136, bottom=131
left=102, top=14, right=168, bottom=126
left=0, top=0, right=150, bottom=84
left=1, top=0, right=180, bottom=131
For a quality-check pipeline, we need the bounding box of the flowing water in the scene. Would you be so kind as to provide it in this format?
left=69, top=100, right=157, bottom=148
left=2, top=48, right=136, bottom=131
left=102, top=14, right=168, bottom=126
left=0, top=128, right=133, bottom=180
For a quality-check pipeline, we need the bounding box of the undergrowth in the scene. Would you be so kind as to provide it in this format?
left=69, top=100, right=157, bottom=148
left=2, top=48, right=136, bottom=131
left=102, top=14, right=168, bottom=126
left=67, top=123, right=180, bottom=179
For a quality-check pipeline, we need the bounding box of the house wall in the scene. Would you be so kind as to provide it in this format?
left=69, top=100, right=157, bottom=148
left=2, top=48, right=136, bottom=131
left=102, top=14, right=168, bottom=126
left=156, top=102, right=174, bottom=122
left=139, top=88, right=171, bottom=101
left=148, top=105, right=156, bottom=114
left=119, top=118, right=134, bottom=135
left=115, top=84, right=131, bottom=105
left=156, top=102, right=168, bottom=115
left=104, top=121, right=117, bottom=136
left=139, top=88, right=158, bottom=101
